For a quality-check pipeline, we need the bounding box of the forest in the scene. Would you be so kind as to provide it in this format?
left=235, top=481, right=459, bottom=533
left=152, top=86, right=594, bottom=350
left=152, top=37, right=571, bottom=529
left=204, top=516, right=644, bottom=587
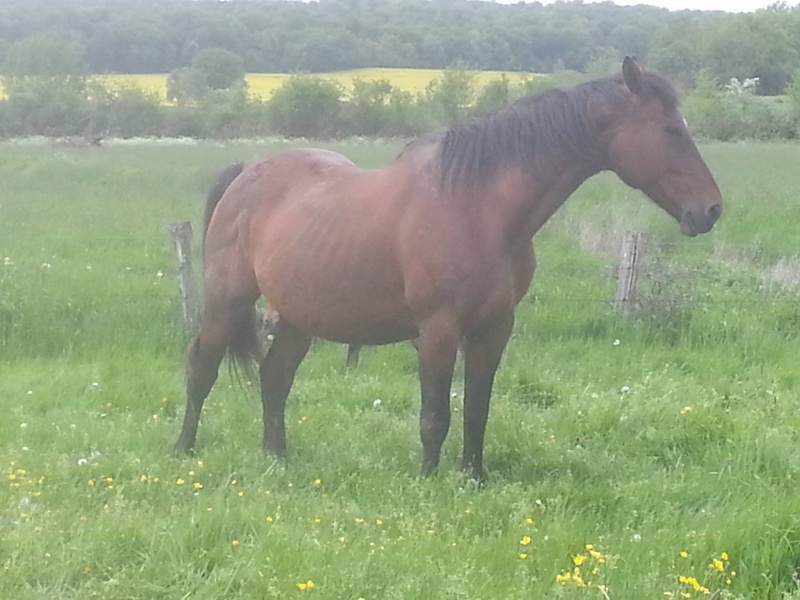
left=2, top=0, right=800, bottom=140
left=0, top=0, right=799, bottom=94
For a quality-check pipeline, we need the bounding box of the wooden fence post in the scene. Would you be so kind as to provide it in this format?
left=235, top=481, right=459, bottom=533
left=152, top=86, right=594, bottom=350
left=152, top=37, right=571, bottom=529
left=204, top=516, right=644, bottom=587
left=168, top=221, right=200, bottom=333
left=615, top=231, right=646, bottom=314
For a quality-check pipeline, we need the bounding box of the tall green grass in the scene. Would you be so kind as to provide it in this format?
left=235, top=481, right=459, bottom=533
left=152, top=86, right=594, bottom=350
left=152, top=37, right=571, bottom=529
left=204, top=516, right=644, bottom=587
left=1, top=139, right=799, bottom=599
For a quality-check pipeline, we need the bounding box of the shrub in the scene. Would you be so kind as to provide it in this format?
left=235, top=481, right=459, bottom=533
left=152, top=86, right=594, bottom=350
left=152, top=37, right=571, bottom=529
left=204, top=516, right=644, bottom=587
left=1, top=76, right=91, bottom=137
left=424, top=67, right=476, bottom=124
left=88, top=83, right=165, bottom=138
left=267, top=76, right=343, bottom=138
left=167, top=48, right=247, bottom=104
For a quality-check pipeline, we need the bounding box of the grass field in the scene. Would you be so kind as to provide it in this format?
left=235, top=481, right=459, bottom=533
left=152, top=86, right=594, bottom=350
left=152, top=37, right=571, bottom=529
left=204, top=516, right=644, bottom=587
left=2, top=138, right=800, bottom=599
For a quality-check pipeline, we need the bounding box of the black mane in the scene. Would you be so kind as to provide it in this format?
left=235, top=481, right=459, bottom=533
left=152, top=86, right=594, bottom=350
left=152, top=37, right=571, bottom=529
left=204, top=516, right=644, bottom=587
left=436, top=71, right=680, bottom=191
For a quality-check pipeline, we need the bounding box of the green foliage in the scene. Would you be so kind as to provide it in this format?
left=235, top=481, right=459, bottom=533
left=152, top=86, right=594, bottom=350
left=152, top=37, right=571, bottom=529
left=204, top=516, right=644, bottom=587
left=424, top=68, right=476, bottom=124
left=88, top=83, right=166, bottom=139
left=267, top=76, right=344, bottom=139
left=2, top=0, right=800, bottom=100
left=167, top=47, right=247, bottom=104
left=1, top=34, right=86, bottom=79
left=0, top=76, right=91, bottom=137
left=474, top=74, right=511, bottom=116
left=337, top=79, right=427, bottom=137
left=684, top=72, right=799, bottom=141
left=0, top=34, right=91, bottom=137
left=785, top=69, right=800, bottom=115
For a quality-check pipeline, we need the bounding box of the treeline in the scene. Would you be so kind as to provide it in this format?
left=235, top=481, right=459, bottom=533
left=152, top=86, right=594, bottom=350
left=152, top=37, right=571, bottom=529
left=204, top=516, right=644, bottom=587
left=2, top=64, right=800, bottom=142
left=0, top=65, right=588, bottom=139
left=1, top=0, right=800, bottom=95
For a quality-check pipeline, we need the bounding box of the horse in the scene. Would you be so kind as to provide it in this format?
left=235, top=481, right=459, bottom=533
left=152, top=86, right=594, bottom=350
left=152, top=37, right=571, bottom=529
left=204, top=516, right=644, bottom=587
left=175, top=58, right=722, bottom=477
left=208, top=161, right=365, bottom=367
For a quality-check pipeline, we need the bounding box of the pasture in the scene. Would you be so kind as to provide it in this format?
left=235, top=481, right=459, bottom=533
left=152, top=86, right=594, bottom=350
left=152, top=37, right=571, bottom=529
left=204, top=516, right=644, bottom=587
left=1, top=138, right=800, bottom=599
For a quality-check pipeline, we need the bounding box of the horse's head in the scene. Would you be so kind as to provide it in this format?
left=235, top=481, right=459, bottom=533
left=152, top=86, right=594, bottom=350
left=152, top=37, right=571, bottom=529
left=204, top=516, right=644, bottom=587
left=603, top=58, right=722, bottom=236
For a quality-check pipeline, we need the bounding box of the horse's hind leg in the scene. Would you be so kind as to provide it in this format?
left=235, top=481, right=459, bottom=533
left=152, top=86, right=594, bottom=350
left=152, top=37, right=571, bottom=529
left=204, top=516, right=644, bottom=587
left=259, top=320, right=312, bottom=456
left=174, top=323, right=229, bottom=452
left=345, top=344, right=362, bottom=369
left=175, top=294, right=260, bottom=452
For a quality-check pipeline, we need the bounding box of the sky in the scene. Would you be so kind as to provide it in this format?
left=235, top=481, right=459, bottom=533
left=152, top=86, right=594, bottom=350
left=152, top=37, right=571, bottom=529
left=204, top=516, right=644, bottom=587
left=517, top=0, right=794, bottom=11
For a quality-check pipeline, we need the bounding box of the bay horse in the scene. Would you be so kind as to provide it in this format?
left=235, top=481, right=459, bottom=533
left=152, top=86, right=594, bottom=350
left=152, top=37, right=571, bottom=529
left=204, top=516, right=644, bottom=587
left=175, top=58, right=722, bottom=477
left=213, top=162, right=366, bottom=369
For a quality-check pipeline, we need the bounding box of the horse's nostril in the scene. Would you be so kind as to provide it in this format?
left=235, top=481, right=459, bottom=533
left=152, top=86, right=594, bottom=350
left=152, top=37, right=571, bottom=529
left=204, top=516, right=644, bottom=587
left=707, top=203, right=722, bottom=221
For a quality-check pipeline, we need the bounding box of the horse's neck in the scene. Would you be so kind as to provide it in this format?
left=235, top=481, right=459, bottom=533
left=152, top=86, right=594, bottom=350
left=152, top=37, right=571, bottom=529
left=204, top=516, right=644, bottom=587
left=486, top=159, right=599, bottom=249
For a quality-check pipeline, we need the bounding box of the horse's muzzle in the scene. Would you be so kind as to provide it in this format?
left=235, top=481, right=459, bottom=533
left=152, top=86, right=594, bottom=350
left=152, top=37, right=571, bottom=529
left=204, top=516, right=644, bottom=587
left=681, top=202, right=722, bottom=237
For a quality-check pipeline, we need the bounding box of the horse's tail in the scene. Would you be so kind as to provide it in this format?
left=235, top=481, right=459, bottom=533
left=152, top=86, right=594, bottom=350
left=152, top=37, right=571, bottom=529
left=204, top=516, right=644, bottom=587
left=202, top=161, right=262, bottom=383
left=204, top=161, right=245, bottom=248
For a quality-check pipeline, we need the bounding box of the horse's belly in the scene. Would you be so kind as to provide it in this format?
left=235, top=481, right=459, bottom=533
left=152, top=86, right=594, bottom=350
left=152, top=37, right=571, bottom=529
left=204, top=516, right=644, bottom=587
left=272, top=289, right=417, bottom=345
left=259, top=254, right=416, bottom=345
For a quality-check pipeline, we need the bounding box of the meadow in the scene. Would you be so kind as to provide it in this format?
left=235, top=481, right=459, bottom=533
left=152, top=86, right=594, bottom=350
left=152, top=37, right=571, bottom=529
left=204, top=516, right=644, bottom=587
left=1, top=138, right=800, bottom=599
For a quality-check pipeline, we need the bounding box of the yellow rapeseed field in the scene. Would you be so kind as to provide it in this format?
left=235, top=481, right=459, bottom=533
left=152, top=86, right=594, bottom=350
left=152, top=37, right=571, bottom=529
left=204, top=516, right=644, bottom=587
left=244, top=68, right=537, bottom=100
left=0, top=68, right=538, bottom=101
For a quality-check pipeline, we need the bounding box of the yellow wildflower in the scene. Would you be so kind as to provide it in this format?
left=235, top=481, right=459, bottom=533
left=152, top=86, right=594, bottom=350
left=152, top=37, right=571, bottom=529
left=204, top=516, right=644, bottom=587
left=680, top=551, right=688, bottom=558
left=297, top=580, right=315, bottom=591
left=520, top=535, right=531, bottom=546
left=556, top=572, right=571, bottom=584
left=573, top=554, right=586, bottom=566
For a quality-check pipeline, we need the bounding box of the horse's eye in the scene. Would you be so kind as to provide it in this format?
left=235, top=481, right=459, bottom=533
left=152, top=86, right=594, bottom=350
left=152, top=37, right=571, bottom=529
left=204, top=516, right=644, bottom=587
left=665, top=125, right=684, bottom=137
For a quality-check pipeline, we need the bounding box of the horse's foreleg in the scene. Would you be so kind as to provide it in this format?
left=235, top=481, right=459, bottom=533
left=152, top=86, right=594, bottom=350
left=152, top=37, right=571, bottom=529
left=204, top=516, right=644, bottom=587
left=461, top=313, right=514, bottom=479
left=416, top=314, right=459, bottom=475
left=175, top=329, right=227, bottom=452
left=259, top=321, right=313, bottom=456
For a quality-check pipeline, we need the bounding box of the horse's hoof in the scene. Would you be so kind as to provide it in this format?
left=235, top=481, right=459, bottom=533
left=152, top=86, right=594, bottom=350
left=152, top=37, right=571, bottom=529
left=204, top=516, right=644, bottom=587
left=174, top=441, right=195, bottom=454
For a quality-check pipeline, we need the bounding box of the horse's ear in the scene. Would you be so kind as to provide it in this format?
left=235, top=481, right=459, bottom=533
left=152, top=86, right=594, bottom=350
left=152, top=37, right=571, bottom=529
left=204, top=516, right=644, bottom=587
left=622, top=56, right=646, bottom=96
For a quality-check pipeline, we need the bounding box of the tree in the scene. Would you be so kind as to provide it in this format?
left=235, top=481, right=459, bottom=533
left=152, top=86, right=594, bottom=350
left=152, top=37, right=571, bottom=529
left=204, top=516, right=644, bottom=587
left=425, top=67, right=477, bottom=124
left=2, top=34, right=85, bottom=79
left=167, top=48, right=246, bottom=104
left=1, top=34, right=90, bottom=136
left=267, top=76, right=343, bottom=138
